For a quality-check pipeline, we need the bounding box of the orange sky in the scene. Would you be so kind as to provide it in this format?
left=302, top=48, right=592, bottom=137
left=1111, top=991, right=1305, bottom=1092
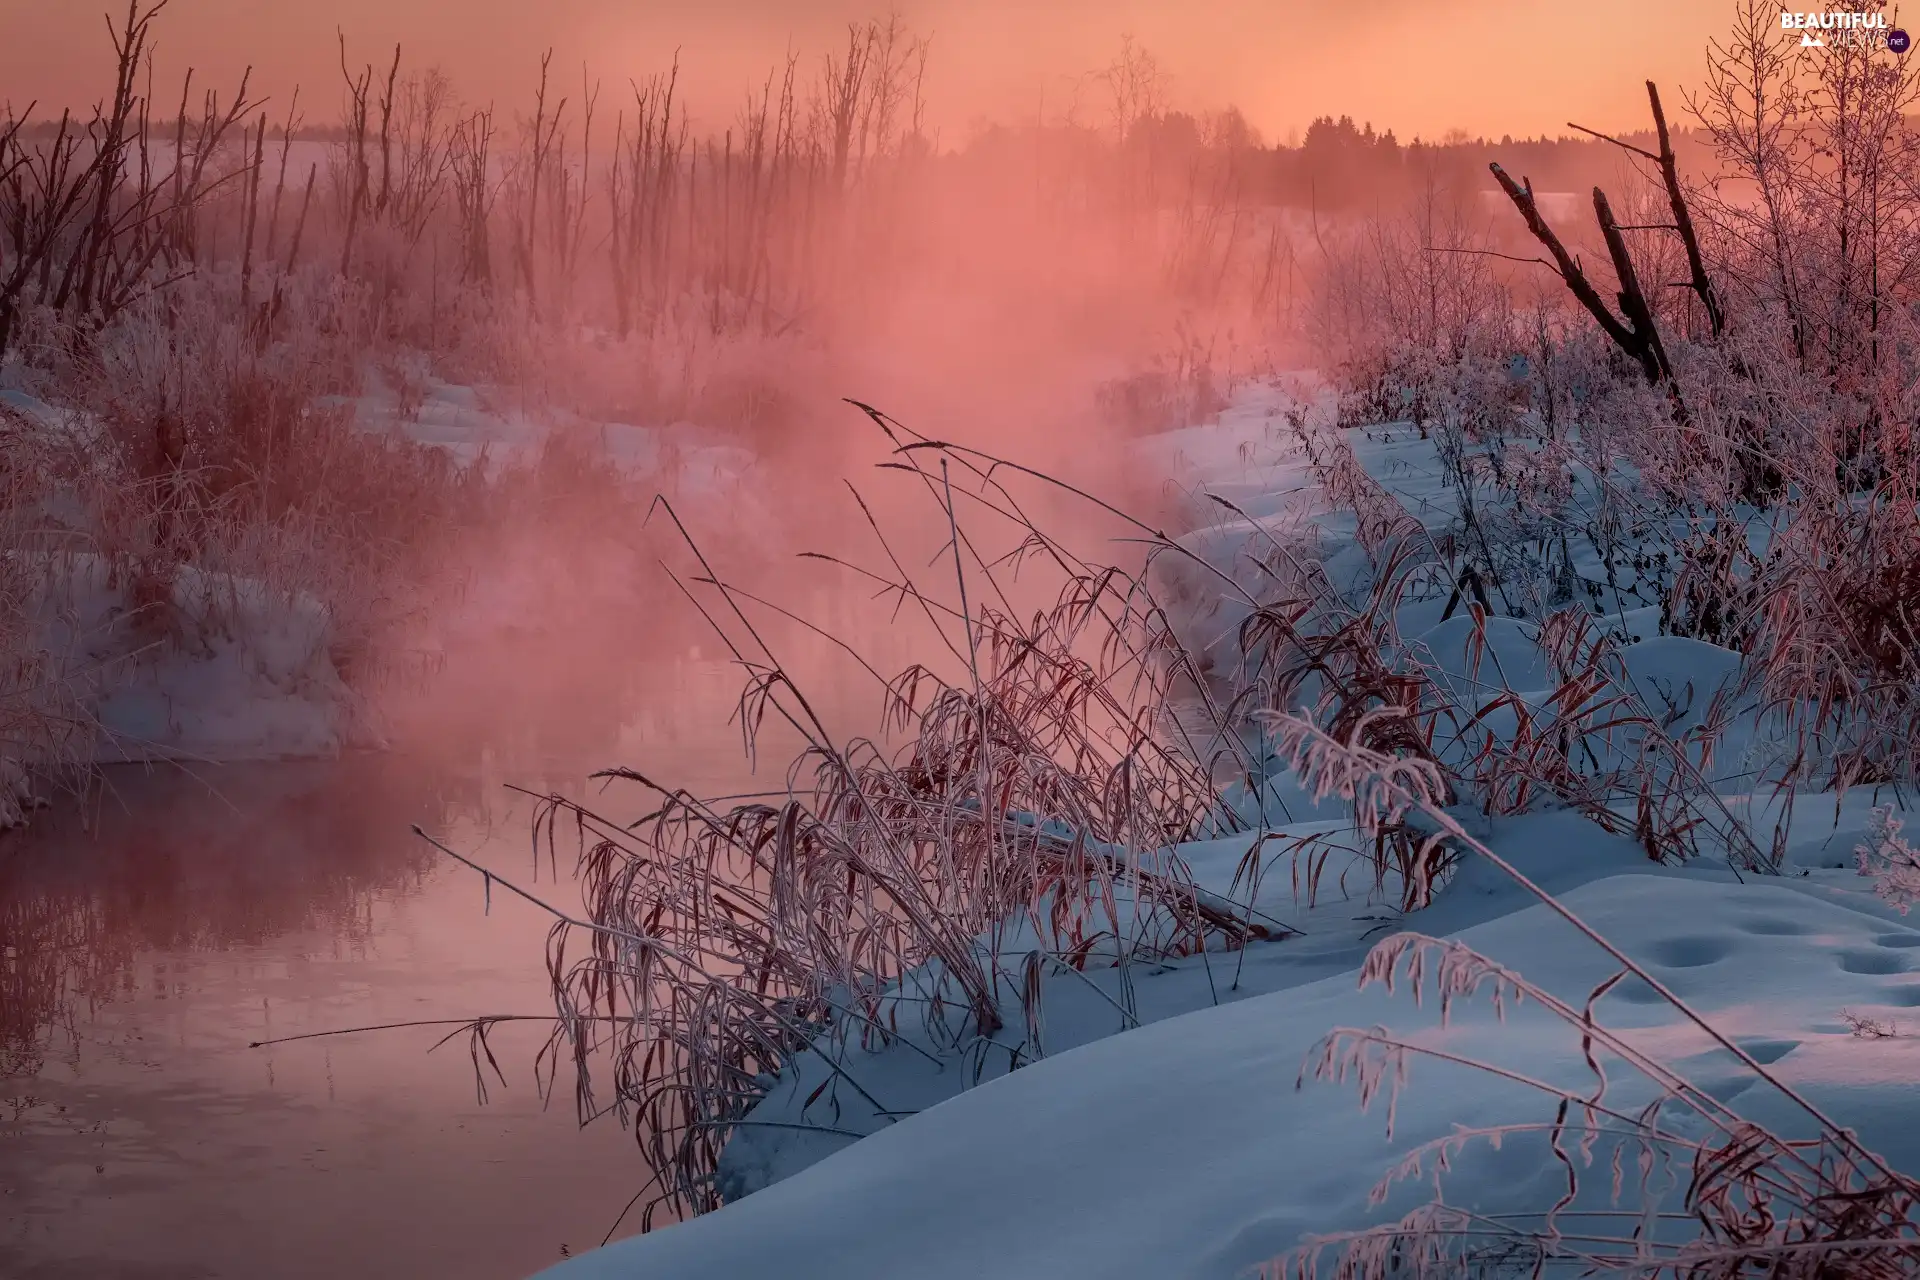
left=0, top=0, right=1744, bottom=143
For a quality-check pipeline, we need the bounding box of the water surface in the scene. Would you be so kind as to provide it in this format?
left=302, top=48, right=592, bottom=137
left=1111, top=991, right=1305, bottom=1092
left=0, top=558, right=917, bottom=1280
left=0, top=740, right=748, bottom=1280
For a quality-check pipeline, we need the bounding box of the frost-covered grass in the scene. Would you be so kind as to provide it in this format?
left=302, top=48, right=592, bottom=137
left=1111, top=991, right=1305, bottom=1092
left=491, top=409, right=1269, bottom=1230
left=513, top=364, right=1920, bottom=1278
left=0, top=263, right=794, bottom=820
left=543, top=840, right=1920, bottom=1280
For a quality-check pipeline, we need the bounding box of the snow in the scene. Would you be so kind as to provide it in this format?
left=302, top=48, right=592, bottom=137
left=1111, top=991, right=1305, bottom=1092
left=531, top=377, right=1920, bottom=1279
left=27, top=551, right=376, bottom=765
left=3, top=373, right=769, bottom=799
left=3, top=387, right=372, bottom=780
left=338, top=371, right=771, bottom=517
left=544, top=842, right=1920, bottom=1280
left=0, top=388, right=60, bottom=428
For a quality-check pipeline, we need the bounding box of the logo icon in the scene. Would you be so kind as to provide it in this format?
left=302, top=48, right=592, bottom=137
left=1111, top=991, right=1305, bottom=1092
left=1782, top=11, right=1900, bottom=48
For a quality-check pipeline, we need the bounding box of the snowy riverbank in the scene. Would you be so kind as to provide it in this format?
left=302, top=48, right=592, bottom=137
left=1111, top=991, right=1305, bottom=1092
left=533, top=378, right=1920, bottom=1279
left=0, top=379, right=767, bottom=826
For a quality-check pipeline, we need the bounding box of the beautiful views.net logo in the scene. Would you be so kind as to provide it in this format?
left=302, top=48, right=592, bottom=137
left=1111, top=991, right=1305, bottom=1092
left=1780, top=10, right=1912, bottom=50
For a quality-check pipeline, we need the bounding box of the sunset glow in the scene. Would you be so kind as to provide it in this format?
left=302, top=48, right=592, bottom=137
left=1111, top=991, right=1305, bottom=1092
left=7, top=2, right=1920, bottom=1278
left=1, top=0, right=1740, bottom=143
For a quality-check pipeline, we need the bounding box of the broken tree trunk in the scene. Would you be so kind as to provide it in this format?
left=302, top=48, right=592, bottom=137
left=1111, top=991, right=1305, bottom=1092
left=1593, top=185, right=1674, bottom=384
left=1556, top=80, right=1725, bottom=343
left=1489, top=162, right=1690, bottom=424
left=1646, top=80, right=1723, bottom=339
left=1490, top=163, right=1660, bottom=383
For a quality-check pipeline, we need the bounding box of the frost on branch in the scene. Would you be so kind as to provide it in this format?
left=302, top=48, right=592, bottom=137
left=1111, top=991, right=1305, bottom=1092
left=1856, top=806, right=1920, bottom=915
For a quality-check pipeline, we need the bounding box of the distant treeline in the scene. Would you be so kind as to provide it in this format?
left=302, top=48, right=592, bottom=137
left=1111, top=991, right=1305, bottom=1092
left=1095, top=110, right=1724, bottom=206
left=962, top=110, right=1723, bottom=207
left=8, top=103, right=1719, bottom=207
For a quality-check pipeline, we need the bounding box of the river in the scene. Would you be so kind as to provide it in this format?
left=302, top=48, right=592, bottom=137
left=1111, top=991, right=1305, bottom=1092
left=0, top=660, right=797, bottom=1280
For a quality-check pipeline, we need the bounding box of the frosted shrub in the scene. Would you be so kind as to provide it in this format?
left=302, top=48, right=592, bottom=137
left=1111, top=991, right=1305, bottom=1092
left=1856, top=806, right=1920, bottom=915
left=506, top=425, right=1278, bottom=1224
left=1305, top=180, right=1514, bottom=431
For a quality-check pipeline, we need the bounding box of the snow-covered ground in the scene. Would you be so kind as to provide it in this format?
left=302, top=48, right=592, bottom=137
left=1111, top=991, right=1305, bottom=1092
left=339, top=370, right=769, bottom=514
left=0, top=392, right=367, bottom=786
left=534, top=380, right=1920, bottom=1279
left=29, top=550, right=377, bottom=766
left=546, top=845, right=1920, bottom=1280
left=1, top=376, right=769, bottom=810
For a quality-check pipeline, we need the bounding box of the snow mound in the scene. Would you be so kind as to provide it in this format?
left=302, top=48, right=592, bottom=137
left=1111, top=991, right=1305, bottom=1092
left=30, top=552, right=373, bottom=765
left=540, top=872, right=1920, bottom=1280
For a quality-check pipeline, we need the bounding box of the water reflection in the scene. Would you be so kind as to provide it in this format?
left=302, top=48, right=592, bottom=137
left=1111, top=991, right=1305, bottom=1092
left=2, top=760, right=443, bottom=1079
left=0, top=745, right=741, bottom=1279
left=0, top=598, right=906, bottom=1279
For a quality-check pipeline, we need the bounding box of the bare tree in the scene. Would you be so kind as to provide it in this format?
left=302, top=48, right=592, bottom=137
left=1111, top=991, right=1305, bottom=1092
left=449, top=106, right=497, bottom=288
left=0, top=0, right=257, bottom=355
left=1098, top=33, right=1168, bottom=145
